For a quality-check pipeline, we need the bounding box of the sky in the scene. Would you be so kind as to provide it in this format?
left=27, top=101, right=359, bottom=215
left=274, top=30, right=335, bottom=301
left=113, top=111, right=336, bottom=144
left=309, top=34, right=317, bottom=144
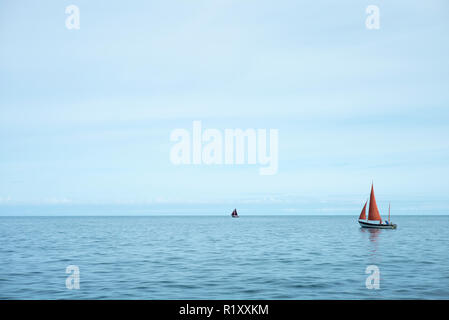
left=0, top=1, right=448, bottom=214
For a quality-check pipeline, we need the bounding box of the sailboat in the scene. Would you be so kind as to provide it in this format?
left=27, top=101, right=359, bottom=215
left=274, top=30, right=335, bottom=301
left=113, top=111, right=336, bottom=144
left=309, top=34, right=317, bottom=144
left=358, top=183, right=397, bottom=229
left=231, top=208, right=239, bottom=218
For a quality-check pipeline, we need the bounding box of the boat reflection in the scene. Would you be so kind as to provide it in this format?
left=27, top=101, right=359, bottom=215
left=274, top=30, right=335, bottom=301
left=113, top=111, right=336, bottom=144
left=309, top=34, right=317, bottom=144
left=360, top=227, right=381, bottom=241
left=360, top=227, right=382, bottom=255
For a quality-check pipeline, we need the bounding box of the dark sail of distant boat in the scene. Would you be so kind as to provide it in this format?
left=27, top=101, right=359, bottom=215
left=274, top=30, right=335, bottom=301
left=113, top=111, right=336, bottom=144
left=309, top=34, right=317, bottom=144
left=231, top=209, right=239, bottom=218
left=358, top=183, right=397, bottom=229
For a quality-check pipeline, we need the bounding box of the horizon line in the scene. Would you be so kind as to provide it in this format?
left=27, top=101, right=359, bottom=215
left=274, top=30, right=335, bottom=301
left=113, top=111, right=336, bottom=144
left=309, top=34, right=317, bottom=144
left=0, top=214, right=448, bottom=217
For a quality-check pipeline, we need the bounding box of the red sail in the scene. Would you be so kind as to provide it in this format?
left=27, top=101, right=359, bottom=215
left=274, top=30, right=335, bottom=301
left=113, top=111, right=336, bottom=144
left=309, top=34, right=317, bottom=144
left=359, top=201, right=367, bottom=220
left=368, top=184, right=382, bottom=222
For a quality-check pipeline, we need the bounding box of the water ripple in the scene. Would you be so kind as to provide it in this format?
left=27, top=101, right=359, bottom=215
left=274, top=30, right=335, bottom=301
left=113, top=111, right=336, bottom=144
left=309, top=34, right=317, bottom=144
left=0, top=215, right=448, bottom=299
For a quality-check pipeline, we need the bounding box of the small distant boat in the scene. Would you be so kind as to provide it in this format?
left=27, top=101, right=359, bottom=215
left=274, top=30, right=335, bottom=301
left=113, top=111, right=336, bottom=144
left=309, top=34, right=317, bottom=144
left=358, top=183, right=397, bottom=229
left=231, top=208, right=239, bottom=218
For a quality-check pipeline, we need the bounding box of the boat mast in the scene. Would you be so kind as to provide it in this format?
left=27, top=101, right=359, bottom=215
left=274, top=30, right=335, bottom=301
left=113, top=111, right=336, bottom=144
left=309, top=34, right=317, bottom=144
left=388, top=203, right=391, bottom=222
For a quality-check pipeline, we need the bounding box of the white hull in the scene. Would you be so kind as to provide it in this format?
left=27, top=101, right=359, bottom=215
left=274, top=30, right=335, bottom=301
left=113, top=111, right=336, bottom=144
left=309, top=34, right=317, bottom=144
left=359, top=220, right=396, bottom=229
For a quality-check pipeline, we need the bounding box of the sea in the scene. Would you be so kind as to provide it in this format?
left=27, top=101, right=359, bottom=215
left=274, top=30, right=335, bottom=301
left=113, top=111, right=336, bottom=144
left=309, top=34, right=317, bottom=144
left=0, top=215, right=448, bottom=299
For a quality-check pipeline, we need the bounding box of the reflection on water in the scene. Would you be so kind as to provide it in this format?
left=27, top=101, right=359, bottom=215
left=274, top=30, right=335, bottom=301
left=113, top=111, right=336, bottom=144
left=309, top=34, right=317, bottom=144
left=360, top=227, right=382, bottom=256
left=360, top=227, right=381, bottom=241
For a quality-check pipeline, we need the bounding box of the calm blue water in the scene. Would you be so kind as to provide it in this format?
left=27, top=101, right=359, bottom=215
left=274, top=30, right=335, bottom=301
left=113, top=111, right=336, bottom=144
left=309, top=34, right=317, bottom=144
left=0, top=216, right=448, bottom=299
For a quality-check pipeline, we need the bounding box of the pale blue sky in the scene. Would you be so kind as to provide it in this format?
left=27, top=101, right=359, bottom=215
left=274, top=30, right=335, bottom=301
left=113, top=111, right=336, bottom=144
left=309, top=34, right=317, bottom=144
left=1, top=1, right=448, bottom=214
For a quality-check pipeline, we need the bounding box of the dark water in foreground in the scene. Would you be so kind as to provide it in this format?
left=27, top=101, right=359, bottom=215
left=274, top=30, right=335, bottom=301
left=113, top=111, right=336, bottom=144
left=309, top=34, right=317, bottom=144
left=0, top=216, right=448, bottom=299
